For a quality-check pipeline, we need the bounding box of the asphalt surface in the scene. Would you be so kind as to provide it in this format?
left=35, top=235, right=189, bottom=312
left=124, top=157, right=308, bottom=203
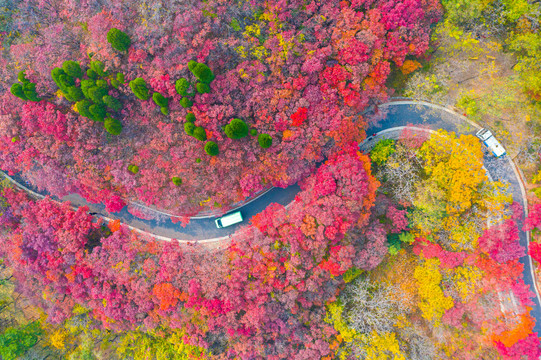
left=4, top=101, right=541, bottom=333
left=7, top=172, right=301, bottom=241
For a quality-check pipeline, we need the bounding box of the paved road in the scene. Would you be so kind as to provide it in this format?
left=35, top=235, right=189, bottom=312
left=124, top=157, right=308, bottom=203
left=4, top=101, right=541, bottom=333
left=5, top=171, right=300, bottom=241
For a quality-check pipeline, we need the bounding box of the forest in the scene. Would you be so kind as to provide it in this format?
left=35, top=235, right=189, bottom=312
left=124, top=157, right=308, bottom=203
left=0, top=0, right=541, bottom=359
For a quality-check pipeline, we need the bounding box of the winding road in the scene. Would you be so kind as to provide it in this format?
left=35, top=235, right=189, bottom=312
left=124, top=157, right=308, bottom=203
left=4, top=100, right=541, bottom=333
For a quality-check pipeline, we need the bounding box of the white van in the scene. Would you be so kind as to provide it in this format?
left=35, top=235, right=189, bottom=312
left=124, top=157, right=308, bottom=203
left=476, top=128, right=506, bottom=157
left=215, top=211, right=243, bottom=228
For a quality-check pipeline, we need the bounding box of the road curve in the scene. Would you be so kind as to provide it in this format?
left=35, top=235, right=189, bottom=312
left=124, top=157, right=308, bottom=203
left=3, top=100, right=541, bottom=333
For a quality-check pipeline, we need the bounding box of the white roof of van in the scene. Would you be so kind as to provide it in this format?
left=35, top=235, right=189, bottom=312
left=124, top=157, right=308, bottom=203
left=484, top=136, right=506, bottom=157
left=219, top=211, right=243, bottom=226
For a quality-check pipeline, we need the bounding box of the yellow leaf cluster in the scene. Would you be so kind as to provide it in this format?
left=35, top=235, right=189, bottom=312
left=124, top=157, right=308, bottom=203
left=419, top=130, right=487, bottom=213
left=49, top=329, right=68, bottom=350
left=413, top=258, right=454, bottom=324
left=359, top=331, right=406, bottom=360
left=324, top=301, right=357, bottom=343
left=449, top=265, right=483, bottom=301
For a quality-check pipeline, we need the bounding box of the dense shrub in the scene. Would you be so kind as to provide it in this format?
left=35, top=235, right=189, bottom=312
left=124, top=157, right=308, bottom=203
left=107, top=28, right=131, bottom=52
left=179, top=97, right=192, bottom=108
left=193, top=126, right=207, bottom=141
left=171, top=177, right=182, bottom=186
left=225, top=118, right=248, bottom=139
left=116, top=73, right=125, bottom=84
left=152, top=92, right=168, bottom=108
left=62, top=61, right=83, bottom=78
left=258, top=133, right=272, bottom=148
left=250, top=128, right=257, bottom=136
left=204, top=141, right=219, bottom=156
left=104, top=117, right=122, bottom=135
left=129, top=78, right=150, bottom=100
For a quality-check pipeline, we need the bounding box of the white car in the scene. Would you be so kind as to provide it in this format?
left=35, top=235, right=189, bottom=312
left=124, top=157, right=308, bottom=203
left=476, top=128, right=506, bottom=158
left=215, top=211, right=243, bottom=228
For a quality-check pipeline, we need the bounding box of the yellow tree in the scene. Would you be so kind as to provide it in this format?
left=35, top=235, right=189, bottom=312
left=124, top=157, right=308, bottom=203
left=357, top=331, right=406, bottom=360
left=413, top=258, right=454, bottom=324
left=419, top=130, right=487, bottom=214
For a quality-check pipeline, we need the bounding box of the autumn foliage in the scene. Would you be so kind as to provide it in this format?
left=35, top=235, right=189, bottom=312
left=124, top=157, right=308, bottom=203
left=0, top=0, right=441, bottom=216
left=0, top=144, right=380, bottom=358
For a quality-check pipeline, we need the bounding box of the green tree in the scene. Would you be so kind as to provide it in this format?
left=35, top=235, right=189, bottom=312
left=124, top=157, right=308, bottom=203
left=17, top=71, right=28, bottom=83
left=184, top=122, right=195, bottom=136
left=179, top=97, right=193, bottom=108
left=116, top=72, right=125, bottom=83
left=103, top=95, right=122, bottom=111
left=189, top=62, right=215, bottom=83
left=204, top=141, right=219, bottom=156
left=86, top=86, right=108, bottom=104
left=258, top=133, right=272, bottom=148
left=62, top=61, right=83, bottom=78
left=64, top=86, right=84, bottom=102
left=193, top=127, right=207, bottom=141
left=196, top=82, right=210, bottom=94
left=225, top=118, right=248, bottom=139
left=370, top=139, right=396, bottom=165
left=0, top=321, right=42, bottom=360
left=76, top=100, right=93, bottom=119
left=171, top=177, right=182, bottom=186
left=51, top=68, right=75, bottom=92
left=107, top=28, right=131, bottom=52
left=86, top=69, right=98, bottom=80
left=89, top=104, right=106, bottom=122
left=128, top=165, right=139, bottom=174
left=175, top=78, right=191, bottom=96
left=152, top=92, right=168, bottom=108
left=10, top=83, right=27, bottom=100
left=129, top=78, right=150, bottom=100
left=90, top=60, right=107, bottom=77
left=186, top=113, right=196, bottom=123
left=104, top=117, right=122, bottom=135
left=22, top=82, right=40, bottom=102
